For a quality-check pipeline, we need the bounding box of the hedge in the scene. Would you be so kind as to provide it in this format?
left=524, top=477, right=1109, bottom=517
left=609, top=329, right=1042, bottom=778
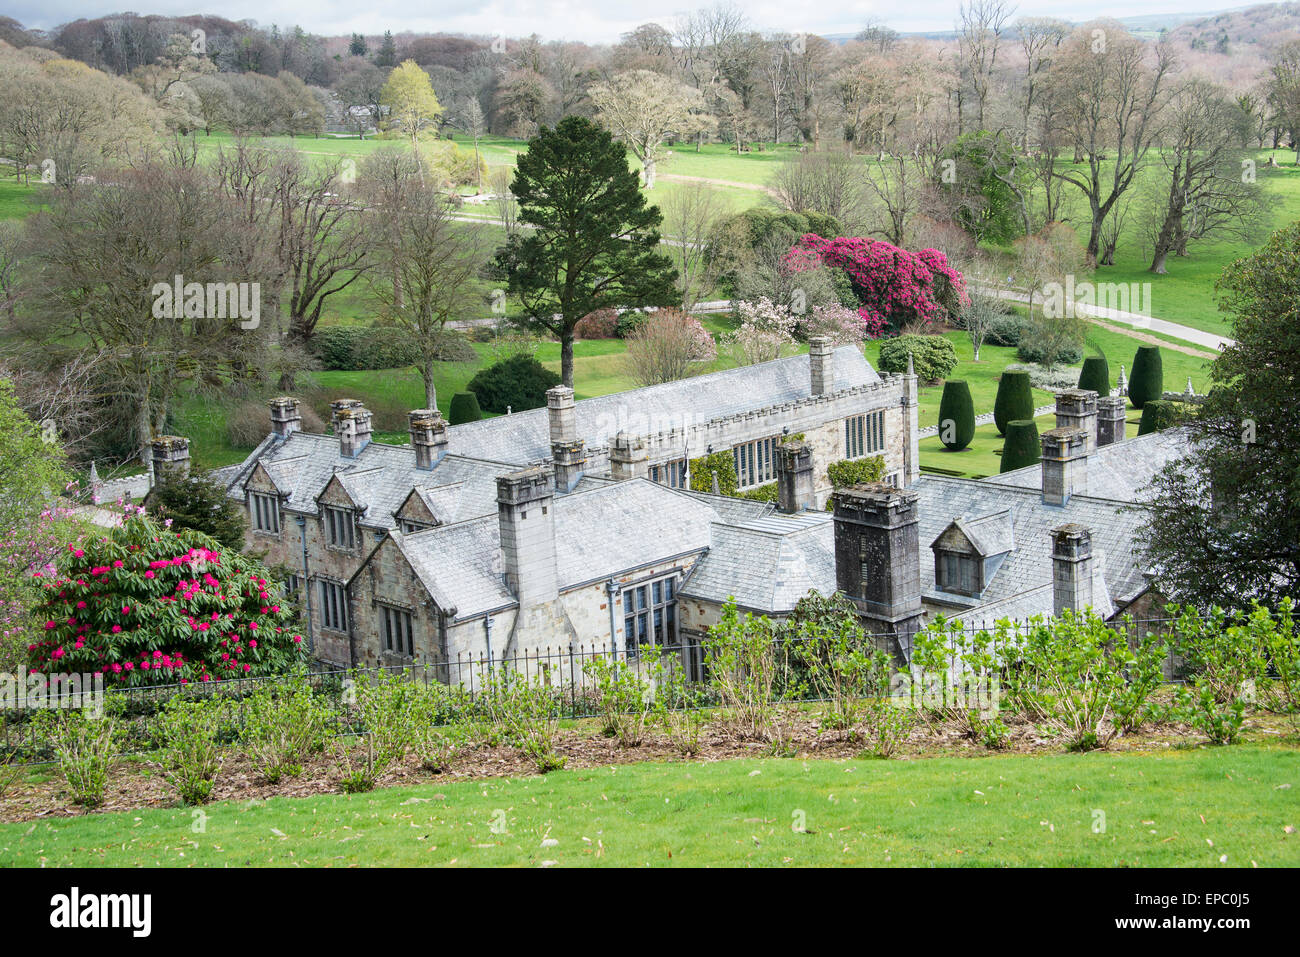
left=993, top=371, right=1034, bottom=436
left=1000, top=419, right=1040, bottom=473
left=688, top=450, right=738, bottom=496
left=877, top=334, right=958, bottom=382
left=448, top=392, right=482, bottom=425
left=1138, top=399, right=1182, bottom=435
left=1129, top=346, right=1163, bottom=410
left=312, top=325, right=476, bottom=371
left=1077, top=355, right=1110, bottom=397
left=466, top=354, right=561, bottom=415
left=937, top=379, right=975, bottom=451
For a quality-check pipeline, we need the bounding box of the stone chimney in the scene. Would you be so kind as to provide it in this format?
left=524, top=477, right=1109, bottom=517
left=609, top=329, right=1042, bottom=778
left=1041, top=427, right=1088, bottom=506
left=1055, top=389, right=1098, bottom=454
left=269, top=397, right=302, bottom=440
left=547, top=385, right=585, bottom=492
left=151, top=435, right=190, bottom=482
left=1051, top=524, right=1093, bottom=616
left=409, top=409, right=448, bottom=470
left=609, top=432, right=647, bottom=481
left=497, top=466, right=559, bottom=607
left=331, top=399, right=373, bottom=459
left=775, top=440, right=815, bottom=513
left=1096, top=396, right=1126, bottom=447
left=832, top=483, right=924, bottom=654
left=809, top=337, right=833, bottom=396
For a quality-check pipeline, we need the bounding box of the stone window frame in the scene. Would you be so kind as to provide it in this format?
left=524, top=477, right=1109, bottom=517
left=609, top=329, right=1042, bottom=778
left=732, top=435, right=779, bottom=489
left=622, top=573, right=680, bottom=657
left=379, top=603, right=415, bottom=657
left=845, top=410, right=886, bottom=460
left=648, top=458, right=688, bottom=488
left=322, top=505, right=357, bottom=551
left=249, top=491, right=280, bottom=535
left=318, top=578, right=348, bottom=633
left=935, top=549, right=981, bottom=597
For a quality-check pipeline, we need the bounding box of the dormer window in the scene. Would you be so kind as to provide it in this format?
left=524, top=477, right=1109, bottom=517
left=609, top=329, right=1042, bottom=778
left=937, top=550, right=979, bottom=596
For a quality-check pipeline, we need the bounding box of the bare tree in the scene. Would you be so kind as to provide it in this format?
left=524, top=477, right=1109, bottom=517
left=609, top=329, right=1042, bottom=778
left=660, top=181, right=726, bottom=309
left=1145, top=79, right=1264, bottom=274
left=625, top=309, right=712, bottom=386
left=1014, top=17, right=1068, bottom=151
left=771, top=151, right=866, bottom=228
left=360, top=151, right=491, bottom=412
left=490, top=166, right=519, bottom=236
left=589, top=69, right=713, bottom=188
left=957, top=0, right=1015, bottom=134
left=1045, top=22, right=1174, bottom=265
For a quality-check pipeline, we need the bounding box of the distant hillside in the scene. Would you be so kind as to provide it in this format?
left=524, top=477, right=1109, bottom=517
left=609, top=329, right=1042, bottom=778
left=1167, top=2, right=1300, bottom=50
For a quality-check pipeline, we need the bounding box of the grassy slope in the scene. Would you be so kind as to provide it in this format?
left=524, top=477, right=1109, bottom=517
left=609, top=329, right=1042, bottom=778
left=2, top=747, right=1296, bottom=867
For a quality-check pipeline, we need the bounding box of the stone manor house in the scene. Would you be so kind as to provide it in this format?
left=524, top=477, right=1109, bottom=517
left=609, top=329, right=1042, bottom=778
left=141, top=338, right=1187, bottom=675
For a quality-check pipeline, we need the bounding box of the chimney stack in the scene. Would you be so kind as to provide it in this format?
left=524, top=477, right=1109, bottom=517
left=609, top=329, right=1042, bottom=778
left=409, top=409, right=448, bottom=470
left=1055, top=389, right=1098, bottom=454
left=1096, top=396, right=1126, bottom=447
left=809, top=337, right=833, bottom=396
left=496, top=466, right=559, bottom=606
left=609, top=432, right=648, bottom=481
left=151, top=435, right=190, bottom=482
left=832, top=483, right=924, bottom=655
left=547, top=385, right=585, bottom=492
left=1041, top=428, right=1087, bottom=506
left=1051, top=524, right=1093, bottom=617
left=775, top=440, right=815, bottom=513
left=331, top=399, right=373, bottom=459
left=269, top=397, right=302, bottom=440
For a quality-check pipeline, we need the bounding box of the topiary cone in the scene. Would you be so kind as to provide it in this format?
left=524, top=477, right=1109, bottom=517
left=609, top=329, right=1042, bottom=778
left=993, top=370, right=1034, bottom=435
left=448, top=391, right=482, bottom=425
left=1000, top=419, right=1040, bottom=473
left=937, top=379, right=975, bottom=451
left=1128, top=346, right=1163, bottom=410
left=1077, top=355, right=1110, bottom=397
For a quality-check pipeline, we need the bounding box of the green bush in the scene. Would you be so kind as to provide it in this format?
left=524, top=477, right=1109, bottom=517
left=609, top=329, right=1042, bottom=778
left=993, top=371, right=1034, bottom=435
left=984, top=311, right=1026, bottom=347
left=153, top=696, right=225, bottom=805
left=448, top=391, right=482, bottom=425
left=828, top=457, right=886, bottom=487
left=688, top=450, right=739, bottom=496
left=1000, top=419, right=1040, bottom=473
left=1128, top=346, right=1163, bottom=410
left=313, top=326, right=475, bottom=371
left=615, top=310, right=649, bottom=339
left=1016, top=335, right=1083, bottom=366
left=1138, top=399, right=1183, bottom=435
left=47, top=713, right=119, bottom=808
left=1077, top=355, right=1110, bottom=397
left=739, top=482, right=778, bottom=502
left=937, top=380, right=975, bottom=451
left=241, top=676, right=332, bottom=784
left=467, top=353, right=562, bottom=415
left=878, top=335, right=959, bottom=382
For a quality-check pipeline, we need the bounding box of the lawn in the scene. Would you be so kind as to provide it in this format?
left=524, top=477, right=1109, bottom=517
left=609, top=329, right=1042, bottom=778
left=0, top=178, right=44, bottom=220
left=1, top=746, right=1295, bottom=867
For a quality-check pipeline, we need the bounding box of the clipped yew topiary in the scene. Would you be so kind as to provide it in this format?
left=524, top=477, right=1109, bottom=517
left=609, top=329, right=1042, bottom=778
left=1000, top=419, right=1040, bottom=473
left=937, top=380, right=975, bottom=451
left=448, top=391, right=482, bottom=425
left=1138, top=399, right=1182, bottom=435
left=993, top=371, right=1034, bottom=436
left=1128, top=346, right=1163, bottom=410
left=1077, top=355, right=1110, bottom=397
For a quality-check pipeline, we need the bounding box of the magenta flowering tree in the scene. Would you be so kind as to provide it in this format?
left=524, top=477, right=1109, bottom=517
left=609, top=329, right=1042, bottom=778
left=27, top=507, right=307, bottom=686
left=785, top=234, right=968, bottom=333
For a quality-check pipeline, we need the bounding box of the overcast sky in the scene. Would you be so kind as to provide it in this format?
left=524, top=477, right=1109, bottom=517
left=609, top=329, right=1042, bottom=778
left=8, top=1, right=1245, bottom=44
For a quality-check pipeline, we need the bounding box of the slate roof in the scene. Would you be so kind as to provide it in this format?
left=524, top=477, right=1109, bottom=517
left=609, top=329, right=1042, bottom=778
left=984, top=428, right=1191, bottom=502
left=221, top=432, right=520, bottom=531
left=679, top=510, right=837, bottom=613
left=393, top=479, right=720, bottom=621
left=913, top=475, right=1147, bottom=610
left=934, top=509, right=1015, bottom=557
left=678, top=475, right=1149, bottom=620
left=441, top=345, right=879, bottom=464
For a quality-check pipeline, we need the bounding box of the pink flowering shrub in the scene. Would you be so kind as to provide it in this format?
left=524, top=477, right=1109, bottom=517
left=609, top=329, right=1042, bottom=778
left=798, top=303, right=885, bottom=343
left=729, top=298, right=799, bottom=365
left=0, top=497, right=83, bottom=671
left=26, top=507, right=306, bottom=686
left=785, top=234, right=968, bottom=332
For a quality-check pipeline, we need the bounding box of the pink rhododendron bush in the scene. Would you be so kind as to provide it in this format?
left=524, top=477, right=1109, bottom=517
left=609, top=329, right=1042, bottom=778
left=785, top=234, right=968, bottom=331
left=26, top=508, right=306, bottom=685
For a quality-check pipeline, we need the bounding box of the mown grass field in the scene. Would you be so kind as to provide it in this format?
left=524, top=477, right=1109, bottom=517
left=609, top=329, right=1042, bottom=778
left=2, top=747, right=1296, bottom=867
